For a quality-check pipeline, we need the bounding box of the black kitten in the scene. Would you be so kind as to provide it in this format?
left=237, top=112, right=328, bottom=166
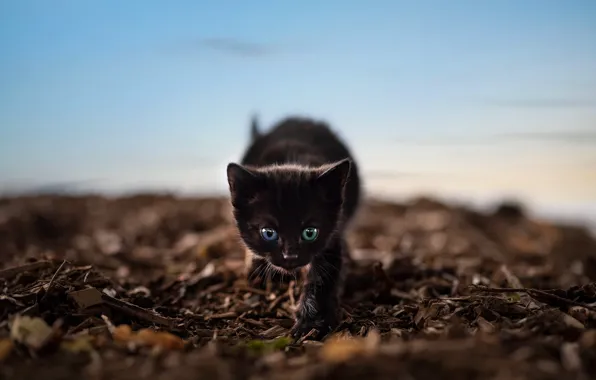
left=226, top=115, right=361, bottom=340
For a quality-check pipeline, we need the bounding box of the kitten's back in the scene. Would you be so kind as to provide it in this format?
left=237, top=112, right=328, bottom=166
left=239, top=116, right=361, bottom=220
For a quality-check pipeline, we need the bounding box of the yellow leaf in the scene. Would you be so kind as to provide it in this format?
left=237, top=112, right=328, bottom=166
left=135, top=328, right=185, bottom=350
left=112, top=324, right=133, bottom=342
left=111, top=325, right=185, bottom=350
left=60, top=336, right=95, bottom=353
left=320, top=338, right=363, bottom=363
left=320, top=330, right=380, bottom=363
left=10, top=316, right=54, bottom=350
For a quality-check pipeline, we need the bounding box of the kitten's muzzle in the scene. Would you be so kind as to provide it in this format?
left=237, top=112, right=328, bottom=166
left=279, top=251, right=305, bottom=271
left=282, top=252, right=299, bottom=260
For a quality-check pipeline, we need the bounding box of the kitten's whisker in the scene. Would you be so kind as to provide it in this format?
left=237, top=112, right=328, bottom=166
left=249, top=259, right=268, bottom=282
left=265, top=263, right=273, bottom=284
left=248, top=265, right=260, bottom=280
left=323, top=258, right=341, bottom=274
left=318, top=265, right=333, bottom=283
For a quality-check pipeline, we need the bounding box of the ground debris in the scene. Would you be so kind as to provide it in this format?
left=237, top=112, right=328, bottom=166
left=1, top=194, right=596, bottom=379
left=320, top=330, right=380, bottom=363
left=111, top=324, right=186, bottom=350
left=9, top=315, right=55, bottom=351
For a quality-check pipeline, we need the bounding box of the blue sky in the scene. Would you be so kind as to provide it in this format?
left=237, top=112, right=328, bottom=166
left=1, top=0, right=595, bottom=214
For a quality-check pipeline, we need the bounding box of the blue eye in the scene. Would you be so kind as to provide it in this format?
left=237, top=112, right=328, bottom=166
left=260, top=227, right=279, bottom=242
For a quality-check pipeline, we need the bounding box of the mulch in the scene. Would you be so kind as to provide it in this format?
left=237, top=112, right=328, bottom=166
left=1, top=194, right=596, bottom=380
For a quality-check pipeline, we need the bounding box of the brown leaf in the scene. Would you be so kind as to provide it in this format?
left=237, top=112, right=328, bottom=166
left=111, top=325, right=185, bottom=350
left=320, top=330, right=380, bottom=363
left=68, top=288, right=104, bottom=310
left=579, top=330, right=596, bottom=348
left=560, top=342, right=582, bottom=372
left=0, top=339, right=14, bottom=362
left=561, top=313, right=585, bottom=330
left=135, top=328, right=185, bottom=350
left=112, top=324, right=133, bottom=341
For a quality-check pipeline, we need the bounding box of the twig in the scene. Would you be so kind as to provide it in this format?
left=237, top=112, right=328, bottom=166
left=500, top=265, right=540, bottom=310
left=267, top=294, right=289, bottom=313
left=0, top=261, right=57, bottom=280
left=469, top=286, right=596, bottom=312
left=296, top=328, right=318, bottom=344
left=236, top=285, right=269, bottom=297
left=101, top=293, right=179, bottom=327
left=68, top=317, right=99, bottom=335
left=239, top=317, right=266, bottom=328
left=206, top=312, right=237, bottom=320
left=470, top=286, right=542, bottom=295
left=437, top=296, right=474, bottom=302
left=40, top=260, right=68, bottom=301
left=83, top=270, right=91, bottom=283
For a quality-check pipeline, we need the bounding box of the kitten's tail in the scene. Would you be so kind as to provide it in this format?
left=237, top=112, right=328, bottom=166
left=250, top=113, right=261, bottom=141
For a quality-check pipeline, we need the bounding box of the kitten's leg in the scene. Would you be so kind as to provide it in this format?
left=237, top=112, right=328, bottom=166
left=290, top=237, right=345, bottom=340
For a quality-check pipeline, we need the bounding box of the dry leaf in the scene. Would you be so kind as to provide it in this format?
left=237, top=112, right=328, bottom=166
left=562, top=313, right=585, bottom=330
left=320, top=330, right=380, bottom=363
left=560, top=343, right=582, bottom=372
left=135, top=328, right=185, bottom=350
left=10, top=315, right=54, bottom=350
left=0, top=339, right=14, bottom=361
left=476, top=317, right=496, bottom=334
left=111, top=325, right=184, bottom=350
left=68, top=288, right=104, bottom=310
left=112, top=324, right=133, bottom=341
left=60, top=335, right=95, bottom=353
left=320, top=338, right=362, bottom=363
left=579, top=330, right=596, bottom=348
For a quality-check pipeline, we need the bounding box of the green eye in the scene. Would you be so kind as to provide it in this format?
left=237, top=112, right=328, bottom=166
left=301, top=227, right=319, bottom=242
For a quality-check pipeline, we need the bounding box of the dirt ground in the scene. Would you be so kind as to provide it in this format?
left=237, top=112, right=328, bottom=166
left=1, top=194, right=596, bottom=380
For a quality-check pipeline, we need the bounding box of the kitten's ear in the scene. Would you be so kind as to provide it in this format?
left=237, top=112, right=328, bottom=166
left=227, top=163, right=261, bottom=203
left=250, top=114, right=261, bottom=141
left=316, top=159, right=352, bottom=201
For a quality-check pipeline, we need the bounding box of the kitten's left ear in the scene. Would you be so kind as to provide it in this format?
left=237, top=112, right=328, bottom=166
left=316, top=158, right=352, bottom=197
left=227, top=163, right=261, bottom=203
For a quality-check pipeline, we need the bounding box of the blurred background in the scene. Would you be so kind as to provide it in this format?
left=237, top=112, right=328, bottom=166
left=1, top=0, right=595, bottom=229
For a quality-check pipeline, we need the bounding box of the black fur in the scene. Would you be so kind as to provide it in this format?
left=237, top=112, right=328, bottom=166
left=226, top=116, right=361, bottom=340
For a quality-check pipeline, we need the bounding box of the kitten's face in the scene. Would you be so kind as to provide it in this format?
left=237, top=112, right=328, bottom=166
left=226, top=160, right=351, bottom=272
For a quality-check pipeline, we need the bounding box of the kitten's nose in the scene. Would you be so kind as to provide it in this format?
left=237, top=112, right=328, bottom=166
left=282, top=251, right=298, bottom=260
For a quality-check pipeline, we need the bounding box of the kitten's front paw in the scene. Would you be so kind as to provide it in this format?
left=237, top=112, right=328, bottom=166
left=290, top=315, right=338, bottom=341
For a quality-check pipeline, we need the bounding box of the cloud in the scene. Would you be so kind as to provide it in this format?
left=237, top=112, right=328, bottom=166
left=493, top=131, right=596, bottom=143
left=391, top=131, right=596, bottom=146
left=484, top=98, right=596, bottom=108
left=197, top=37, right=276, bottom=57
left=365, top=170, right=464, bottom=179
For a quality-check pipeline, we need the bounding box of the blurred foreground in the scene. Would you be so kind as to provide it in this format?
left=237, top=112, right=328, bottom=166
left=1, top=195, right=596, bottom=380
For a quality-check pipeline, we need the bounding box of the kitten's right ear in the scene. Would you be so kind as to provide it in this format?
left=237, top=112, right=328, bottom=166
left=226, top=163, right=260, bottom=202
left=315, top=158, right=351, bottom=204
left=250, top=114, right=261, bottom=141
